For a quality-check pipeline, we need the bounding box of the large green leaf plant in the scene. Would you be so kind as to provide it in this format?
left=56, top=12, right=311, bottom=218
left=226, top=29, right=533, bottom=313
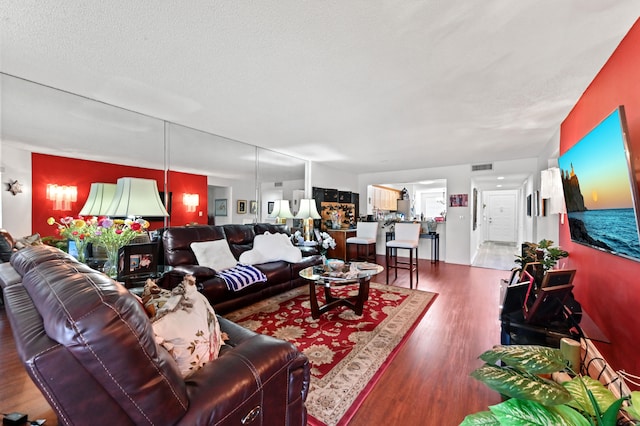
left=461, top=345, right=639, bottom=425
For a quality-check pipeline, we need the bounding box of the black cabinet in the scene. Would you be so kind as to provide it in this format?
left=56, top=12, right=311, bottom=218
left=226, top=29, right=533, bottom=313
left=323, top=188, right=338, bottom=202
left=313, top=187, right=361, bottom=227
left=338, top=191, right=350, bottom=203
left=351, top=193, right=359, bottom=217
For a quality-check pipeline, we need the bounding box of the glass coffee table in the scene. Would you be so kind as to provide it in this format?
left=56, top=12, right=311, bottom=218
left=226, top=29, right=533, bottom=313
left=299, top=262, right=383, bottom=319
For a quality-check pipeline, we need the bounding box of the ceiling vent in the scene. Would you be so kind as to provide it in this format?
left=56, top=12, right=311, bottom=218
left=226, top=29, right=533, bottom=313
left=471, top=163, right=493, bottom=172
left=274, top=182, right=283, bottom=187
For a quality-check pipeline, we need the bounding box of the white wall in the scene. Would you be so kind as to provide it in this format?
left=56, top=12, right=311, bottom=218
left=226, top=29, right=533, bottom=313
left=1, top=145, right=33, bottom=237
left=358, top=158, right=539, bottom=265
left=310, top=162, right=359, bottom=196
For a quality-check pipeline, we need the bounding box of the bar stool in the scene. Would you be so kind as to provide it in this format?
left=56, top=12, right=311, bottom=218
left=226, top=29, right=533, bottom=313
left=346, top=222, right=378, bottom=262
left=386, top=222, right=420, bottom=289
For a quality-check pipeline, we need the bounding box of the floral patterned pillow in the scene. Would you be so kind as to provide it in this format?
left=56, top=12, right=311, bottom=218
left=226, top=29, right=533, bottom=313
left=142, top=276, right=223, bottom=377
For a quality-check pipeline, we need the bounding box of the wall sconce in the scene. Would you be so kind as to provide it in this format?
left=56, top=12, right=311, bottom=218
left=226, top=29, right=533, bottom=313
left=183, top=193, right=199, bottom=212
left=46, top=184, right=77, bottom=211
left=540, top=167, right=566, bottom=223
left=268, top=200, right=294, bottom=224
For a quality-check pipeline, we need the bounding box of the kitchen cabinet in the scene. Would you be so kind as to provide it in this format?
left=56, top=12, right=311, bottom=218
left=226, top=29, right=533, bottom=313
left=371, top=186, right=401, bottom=211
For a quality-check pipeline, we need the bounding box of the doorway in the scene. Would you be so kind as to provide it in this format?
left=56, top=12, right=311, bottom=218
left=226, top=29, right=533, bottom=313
left=484, top=191, right=517, bottom=243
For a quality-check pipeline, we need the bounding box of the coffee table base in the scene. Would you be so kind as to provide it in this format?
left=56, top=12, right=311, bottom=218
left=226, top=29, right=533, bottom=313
left=308, top=278, right=370, bottom=319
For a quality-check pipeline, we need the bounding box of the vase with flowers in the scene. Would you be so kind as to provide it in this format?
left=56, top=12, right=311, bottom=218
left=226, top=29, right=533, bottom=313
left=47, top=215, right=96, bottom=263
left=91, top=217, right=150, bottom=278
left=318, top=231, right=336, bottom=264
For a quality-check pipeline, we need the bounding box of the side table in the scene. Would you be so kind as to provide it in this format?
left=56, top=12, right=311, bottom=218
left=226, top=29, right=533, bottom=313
left=120, top=265, right=174, bottom=293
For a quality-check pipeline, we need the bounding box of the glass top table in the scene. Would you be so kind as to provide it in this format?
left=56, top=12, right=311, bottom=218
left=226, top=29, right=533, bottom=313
left=299, top=262, right=383, bottom=319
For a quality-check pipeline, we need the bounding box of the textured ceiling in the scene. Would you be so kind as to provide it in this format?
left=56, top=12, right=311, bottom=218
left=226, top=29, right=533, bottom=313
left=1, top=1, right=639, bottom=178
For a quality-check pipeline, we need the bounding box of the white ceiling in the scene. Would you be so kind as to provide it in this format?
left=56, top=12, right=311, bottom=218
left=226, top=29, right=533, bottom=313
left=1, top=2, right=639, bottom=181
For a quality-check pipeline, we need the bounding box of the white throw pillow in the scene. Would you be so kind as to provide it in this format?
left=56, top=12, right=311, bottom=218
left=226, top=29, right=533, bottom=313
left=190, top=239, right=238, bottom=271
left=239, top=231, right=302, bottom=264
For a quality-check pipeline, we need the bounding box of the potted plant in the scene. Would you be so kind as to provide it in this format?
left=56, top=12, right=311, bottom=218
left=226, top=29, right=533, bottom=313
left=514, top=239, right=569, bottom=273
left=461, top=345, right=640, bottom=425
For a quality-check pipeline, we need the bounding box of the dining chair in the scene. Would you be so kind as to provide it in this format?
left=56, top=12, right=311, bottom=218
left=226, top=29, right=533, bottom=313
left=346, top=222, right=378, bottom=262
left=385, top=222, right=421, bottom=289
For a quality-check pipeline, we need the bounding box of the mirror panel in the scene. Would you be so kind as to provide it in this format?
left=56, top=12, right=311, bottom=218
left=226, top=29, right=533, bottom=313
left=2, top=73, right=310, bottom=233
left=257, top=148, right=306, bottom=224
left=166, top=123, right=257, bottom=225
left=1, top=74, right=165, bottom=169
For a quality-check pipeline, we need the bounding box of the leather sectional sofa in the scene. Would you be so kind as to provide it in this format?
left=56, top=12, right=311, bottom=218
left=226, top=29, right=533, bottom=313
left=0, top=244, right=311, bottom=426
left=159, top=223, right=323, bottom=314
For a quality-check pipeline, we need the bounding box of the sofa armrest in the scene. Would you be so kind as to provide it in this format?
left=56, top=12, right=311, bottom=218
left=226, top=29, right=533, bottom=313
left=179, top=332, right=310, bottom=426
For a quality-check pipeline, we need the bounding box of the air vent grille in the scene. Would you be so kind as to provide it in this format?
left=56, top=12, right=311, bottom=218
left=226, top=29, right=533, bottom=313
left=274, top=182, right=283, bottom=187
left=471, top=163, right=493, bottom=172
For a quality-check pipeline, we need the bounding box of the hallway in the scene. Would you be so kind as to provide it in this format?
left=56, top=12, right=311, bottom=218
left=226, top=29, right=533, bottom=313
left=472, top=241, right=518, bottom=271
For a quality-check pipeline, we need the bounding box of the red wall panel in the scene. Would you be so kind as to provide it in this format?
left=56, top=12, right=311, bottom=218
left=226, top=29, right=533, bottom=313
left=32, top=153, right=208, bottom=237
left=559, top=19, right=640, bottom=379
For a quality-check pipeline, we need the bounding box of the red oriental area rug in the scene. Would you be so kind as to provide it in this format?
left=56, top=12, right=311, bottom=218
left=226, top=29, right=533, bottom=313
left=224, top=282, right=437, bottom=426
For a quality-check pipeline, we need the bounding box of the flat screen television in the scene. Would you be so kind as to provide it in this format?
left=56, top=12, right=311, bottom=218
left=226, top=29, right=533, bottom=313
left=558, top=106, right=640, bottom=261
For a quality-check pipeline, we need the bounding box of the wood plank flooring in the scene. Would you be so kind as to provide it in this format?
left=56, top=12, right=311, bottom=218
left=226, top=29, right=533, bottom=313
left=0, top=257, right=509, bottom=425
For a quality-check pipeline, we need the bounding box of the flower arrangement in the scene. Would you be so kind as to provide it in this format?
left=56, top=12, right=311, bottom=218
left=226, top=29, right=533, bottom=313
left=92, top=217, right=150, bottom=277
left=47, top=215, right=97, bottom=262
left=319, top=231, right=336, bottom=258
left=47, top=215, right=150, bottom=277
left=91, top=217, right=150, bottom=254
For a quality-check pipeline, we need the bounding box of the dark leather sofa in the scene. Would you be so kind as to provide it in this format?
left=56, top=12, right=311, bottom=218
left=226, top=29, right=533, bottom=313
left=0, top=245, right=310, bottom=426
left=160, top=223, right=322, bottom=314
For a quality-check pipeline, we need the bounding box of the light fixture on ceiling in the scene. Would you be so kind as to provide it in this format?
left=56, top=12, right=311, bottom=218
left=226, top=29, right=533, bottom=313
left=268, top=199, right=294, bottom=224
left=104, top=177, right=169, bottom=218
left=183, top=193, right=199, bottom=212
left=46, top=184, right=77, bottom=211
left=294, top=199, right=321, bottom=241
left=79, top=183, right=117, bottom=215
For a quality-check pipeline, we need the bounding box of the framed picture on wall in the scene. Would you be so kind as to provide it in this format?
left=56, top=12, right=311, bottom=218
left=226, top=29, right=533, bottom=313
left=268, top=201, right=274, bottom=215
left=237, top=200, right=247, bottom=214
left=214, top=199, right=227, bottom=216
left=250, top=200, right=257, bottom=214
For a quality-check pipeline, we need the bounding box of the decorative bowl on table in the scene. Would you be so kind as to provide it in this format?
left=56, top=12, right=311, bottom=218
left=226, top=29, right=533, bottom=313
left=326, top=259, right=345, bottom=271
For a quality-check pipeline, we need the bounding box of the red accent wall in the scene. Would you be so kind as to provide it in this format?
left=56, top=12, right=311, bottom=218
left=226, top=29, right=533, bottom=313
left=32, top=153, right=208, bottom=237
left=560, top=19, right=640, bottom=381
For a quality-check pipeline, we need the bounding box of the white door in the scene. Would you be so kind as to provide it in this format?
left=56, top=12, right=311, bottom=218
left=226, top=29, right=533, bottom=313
left=486, top=192, right=517, bottom=242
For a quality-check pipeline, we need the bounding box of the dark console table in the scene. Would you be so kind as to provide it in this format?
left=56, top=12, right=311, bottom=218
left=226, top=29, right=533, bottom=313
left=385, top=231, right=439, bottom=264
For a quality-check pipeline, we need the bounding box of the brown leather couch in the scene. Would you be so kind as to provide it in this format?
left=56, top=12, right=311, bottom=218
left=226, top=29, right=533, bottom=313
left=0, top=245, right=310, bottom=426
left=160, top=223, right=322, bottom=314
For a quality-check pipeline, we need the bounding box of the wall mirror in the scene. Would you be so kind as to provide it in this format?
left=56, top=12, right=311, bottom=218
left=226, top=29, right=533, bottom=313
left=1, top=72, right=309, bottom=234
left=166, top=123, right=257, bottom=226
left=257, top=147, right=306, bottom=224
left=1, top=73, right=165, bottom=169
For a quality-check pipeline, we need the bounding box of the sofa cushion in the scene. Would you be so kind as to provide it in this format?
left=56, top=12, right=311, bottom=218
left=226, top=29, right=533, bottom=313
left=144, top=275, right=223, bottom=378
left=190, top=239, right=238, bottom=271
left=239, top=231, right=302, bottom=264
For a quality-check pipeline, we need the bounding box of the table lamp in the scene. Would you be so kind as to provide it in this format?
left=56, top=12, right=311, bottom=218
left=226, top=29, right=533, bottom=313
left=78, top=183, right=117, bottom=215
left=104, top=177, right=169, bottom=218
left=295, top=199, right=321, bottom=241
left=268, top=200, right=294, bottom=224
